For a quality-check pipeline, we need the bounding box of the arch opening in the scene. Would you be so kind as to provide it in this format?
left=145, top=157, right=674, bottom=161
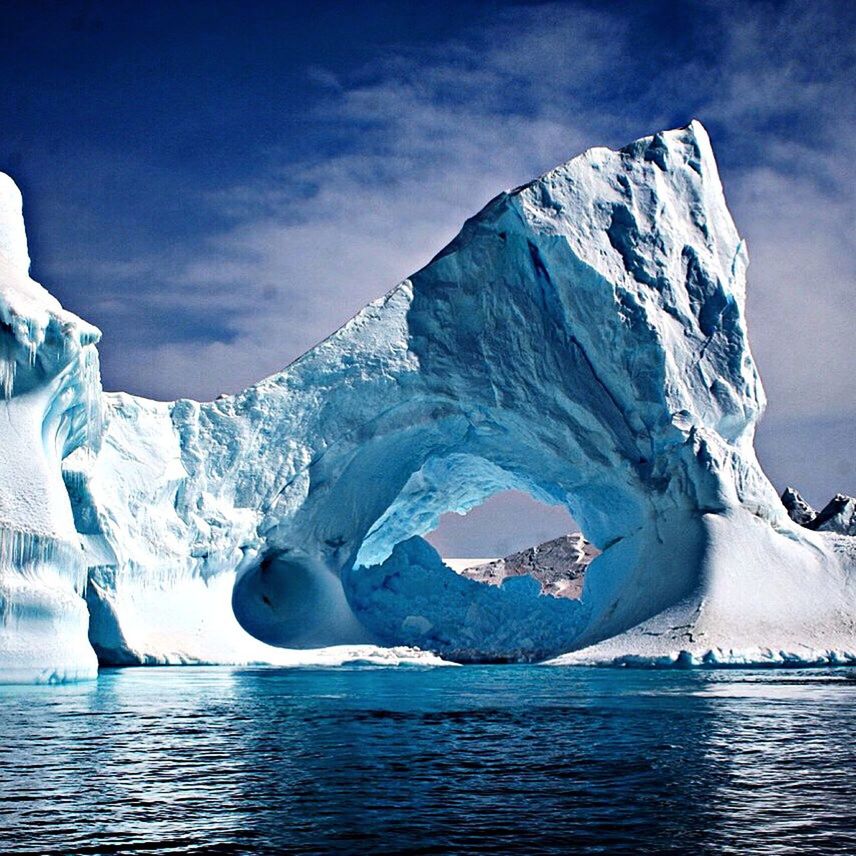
left=424, top=490, right=597, bottom=603
left=336, top=453, right=604, bottom=662
left=229, top=393, right=689, bottom=663
left=425, top=489, right=578, bottom=564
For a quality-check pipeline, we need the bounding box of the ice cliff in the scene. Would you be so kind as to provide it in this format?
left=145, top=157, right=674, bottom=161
left=0, top=175, right=101, bottom=682
left=1, top=121, right=854, bottom=682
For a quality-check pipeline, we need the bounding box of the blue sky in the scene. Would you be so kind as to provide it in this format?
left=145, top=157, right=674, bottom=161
left=1, top=0, right=853, bottom=552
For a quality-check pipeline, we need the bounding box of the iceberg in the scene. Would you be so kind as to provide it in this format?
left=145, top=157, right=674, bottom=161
left=1, top=121, right=854, bottom=682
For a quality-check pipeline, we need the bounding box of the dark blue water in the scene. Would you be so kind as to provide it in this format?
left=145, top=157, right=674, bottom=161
left=1, top=665, right=855, bottom=854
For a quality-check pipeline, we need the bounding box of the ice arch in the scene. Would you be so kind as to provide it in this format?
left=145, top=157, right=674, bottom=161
left=211, top=121, right=779, bottom=662
left=1, top=121, right=854, bottom=680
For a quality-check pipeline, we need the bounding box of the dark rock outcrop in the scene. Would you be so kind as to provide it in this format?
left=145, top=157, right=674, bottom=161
left=781, top=487, right=817, bottom=526
left=456, top=533, right=599, bottom=599
left=782, top=488, right=856, bottom=536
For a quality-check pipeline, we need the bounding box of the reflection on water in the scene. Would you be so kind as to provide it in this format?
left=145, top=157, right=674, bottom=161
left=1, top=665, right=855, bottom=854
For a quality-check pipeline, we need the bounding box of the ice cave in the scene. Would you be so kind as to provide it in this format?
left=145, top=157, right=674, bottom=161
left=0, top=121, right=854, bottom=683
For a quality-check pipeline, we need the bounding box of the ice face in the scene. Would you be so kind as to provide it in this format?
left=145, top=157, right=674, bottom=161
left=0, top=176, right=102, bottom=683
left=1, top=121, right=854, bottom=682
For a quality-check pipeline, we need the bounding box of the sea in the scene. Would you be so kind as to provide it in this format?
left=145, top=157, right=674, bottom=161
left=1, top=664, right=855, bottom=854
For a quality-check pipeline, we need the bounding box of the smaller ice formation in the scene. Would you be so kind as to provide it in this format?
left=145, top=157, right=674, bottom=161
left=0, top=175, right=101, bottom=684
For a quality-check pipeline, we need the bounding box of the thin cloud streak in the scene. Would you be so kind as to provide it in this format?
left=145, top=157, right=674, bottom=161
left=67, top=2, right=852, bottom=508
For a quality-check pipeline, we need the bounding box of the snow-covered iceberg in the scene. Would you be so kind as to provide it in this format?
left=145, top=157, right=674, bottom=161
left=1, top=121, right=854, bottom=682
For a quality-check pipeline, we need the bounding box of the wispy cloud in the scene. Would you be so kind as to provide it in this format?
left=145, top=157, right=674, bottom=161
left=104, top=6, right=636, bottom=397
left=105, top=3, right=853, bottom=428
left=42, top=1, right=852, bottom=506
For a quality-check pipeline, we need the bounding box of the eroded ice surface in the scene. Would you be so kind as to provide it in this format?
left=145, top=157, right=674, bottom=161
left=1, top=122, right=854, bottom=681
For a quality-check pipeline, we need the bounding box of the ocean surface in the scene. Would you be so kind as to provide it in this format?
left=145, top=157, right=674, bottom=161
left=1, top=665, right=855, bottom=855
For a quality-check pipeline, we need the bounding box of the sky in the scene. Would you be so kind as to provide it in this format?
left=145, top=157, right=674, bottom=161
left=1, top=0, right=853, bottom=555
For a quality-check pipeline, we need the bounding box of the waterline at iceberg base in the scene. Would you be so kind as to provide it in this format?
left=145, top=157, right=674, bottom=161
left=0, top=122, right=854, bottom=683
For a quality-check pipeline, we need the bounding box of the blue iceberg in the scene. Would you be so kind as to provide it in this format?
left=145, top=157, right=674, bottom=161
left=1, top=122, right=854, bottom=682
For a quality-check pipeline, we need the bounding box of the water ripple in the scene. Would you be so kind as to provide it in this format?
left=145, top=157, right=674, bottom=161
left=1, top=665, right=855, bottom=854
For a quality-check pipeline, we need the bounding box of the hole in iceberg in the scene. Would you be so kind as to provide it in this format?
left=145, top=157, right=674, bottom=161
left=337, top=455, right=600, bottom=662
left=424, top=489, right=577, bottom=564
